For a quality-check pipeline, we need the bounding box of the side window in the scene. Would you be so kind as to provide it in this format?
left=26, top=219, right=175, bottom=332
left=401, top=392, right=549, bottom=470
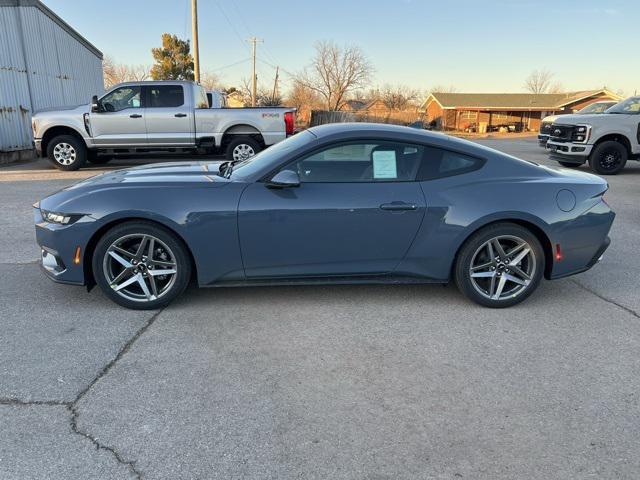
left=289, top=142, right=423, bottom=183
left=148, top=85, right=185, bottom=108
left=100, top=86, right=141, bottom=112
left=417, top=147, right=484, bottom=180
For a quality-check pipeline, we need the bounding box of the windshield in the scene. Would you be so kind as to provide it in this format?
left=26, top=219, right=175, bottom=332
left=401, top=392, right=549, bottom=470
left=606, top=97, right=640, bottom=114
left=578, top=102, right=616, bottom=114
left=229, top=131, right=315, bottom=180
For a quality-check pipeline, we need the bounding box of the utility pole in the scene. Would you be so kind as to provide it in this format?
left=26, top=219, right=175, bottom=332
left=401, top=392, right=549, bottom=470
left=271, top=66, right=279, bottom=102
left=247, top=37, right=263, bottom=106
left=191, top=0, right=200, bottom=83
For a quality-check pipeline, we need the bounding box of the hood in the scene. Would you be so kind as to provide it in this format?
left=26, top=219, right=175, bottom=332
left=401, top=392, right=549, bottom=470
left=32, top=103, right=90, bottom=117
left=542, top=114, right=559, bottom=123
left=66, top=161, right=228, bottom=189
left=552, top=113, right=609, bottom=126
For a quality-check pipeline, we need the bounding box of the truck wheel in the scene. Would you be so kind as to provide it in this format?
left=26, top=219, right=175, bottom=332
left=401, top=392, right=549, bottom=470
left=47, top=135, right=87, bottom=171
left=225, top=137, right=262, bottom=162
left=588, top=141, right=627, bottom=175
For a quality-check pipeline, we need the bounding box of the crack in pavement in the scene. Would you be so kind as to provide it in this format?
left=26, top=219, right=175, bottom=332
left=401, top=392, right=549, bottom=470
left=2, top=308, right=165, bottom=479
left=571, top=279, right=639, bottom=319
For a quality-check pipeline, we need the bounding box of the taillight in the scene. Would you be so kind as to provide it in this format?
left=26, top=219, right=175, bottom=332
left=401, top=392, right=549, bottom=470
left=284, top=111, right=294, bottom=136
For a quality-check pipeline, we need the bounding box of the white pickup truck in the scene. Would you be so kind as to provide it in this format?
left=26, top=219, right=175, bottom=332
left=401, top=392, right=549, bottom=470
left=546, top=96, right=640, bottom=175
left=32, top=81, right=296, bottom=170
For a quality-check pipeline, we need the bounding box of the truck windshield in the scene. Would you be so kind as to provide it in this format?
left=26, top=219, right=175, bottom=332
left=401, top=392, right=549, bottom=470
left=606, top=97, right=640, bottom=114
left=579, top=102, right=616, bottom=114
left=229, top=131, right=315, bottom=180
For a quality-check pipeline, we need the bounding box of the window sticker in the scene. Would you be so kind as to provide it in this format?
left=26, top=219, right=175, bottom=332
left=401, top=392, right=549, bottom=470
left=372, top=150, right=397, bottom=179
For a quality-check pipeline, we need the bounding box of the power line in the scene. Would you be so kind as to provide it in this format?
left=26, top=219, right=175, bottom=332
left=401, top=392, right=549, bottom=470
left=210, top=58, right=251, bottom=72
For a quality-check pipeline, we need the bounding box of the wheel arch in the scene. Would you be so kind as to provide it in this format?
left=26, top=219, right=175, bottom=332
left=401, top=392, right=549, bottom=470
left=221, top=124, right=265, bottom=150
left=451, top=216, right=553, bottom=280
left=592, top=133, right=632, bottom=156
left=41, top=126, right=87, bottom=155
left=83, top=216, right=198, bottom=288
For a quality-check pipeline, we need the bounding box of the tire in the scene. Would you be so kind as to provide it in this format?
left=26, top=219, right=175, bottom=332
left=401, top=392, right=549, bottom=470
left=557, top=161, right=582, bottom=168
left=92, top=221, right=192, bottom=310
left=454, top=222, right=545, bottom=308
left=588, top=141, right=627, bottom=175
left=225, top=136, right=262, bottom=161
left=46, top=134, right=87, bottom=171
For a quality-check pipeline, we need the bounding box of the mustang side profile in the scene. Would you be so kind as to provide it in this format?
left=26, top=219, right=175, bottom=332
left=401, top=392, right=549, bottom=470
left=34, top=123, right=614, bottom=309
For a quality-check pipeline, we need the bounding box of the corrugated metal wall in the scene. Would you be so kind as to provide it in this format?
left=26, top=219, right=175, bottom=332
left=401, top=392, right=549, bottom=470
left=0, top=3, right=103, bottom=152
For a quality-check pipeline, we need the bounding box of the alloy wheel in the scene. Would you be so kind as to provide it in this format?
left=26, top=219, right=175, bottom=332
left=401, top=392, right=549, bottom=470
left=469, top=235, right=536, bottom=301
left=53, top=142, right=76, bottom=166
left=599, top=150, right=622, bottom=172
left=232, top=143, right=255, bottom=161
left=103, top=234, right=178, bottom=303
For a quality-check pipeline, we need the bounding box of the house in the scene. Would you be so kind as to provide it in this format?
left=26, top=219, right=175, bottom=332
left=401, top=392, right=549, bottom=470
left=0, top=0, right=104, bottom=162
left=225, top=90, right=246, bottom=108
left=421, top=89, right=622, bottom=132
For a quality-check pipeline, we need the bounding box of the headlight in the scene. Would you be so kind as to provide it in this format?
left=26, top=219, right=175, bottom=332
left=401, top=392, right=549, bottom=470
left=571, top=124, right=591, bottom=143
left=40, top=209, right=83, bottom=225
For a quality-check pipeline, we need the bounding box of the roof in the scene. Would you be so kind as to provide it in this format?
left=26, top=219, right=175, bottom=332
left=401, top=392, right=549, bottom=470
left=424, top=89, right=622, bottom=111
left=1, top=0, right=103, bottom=59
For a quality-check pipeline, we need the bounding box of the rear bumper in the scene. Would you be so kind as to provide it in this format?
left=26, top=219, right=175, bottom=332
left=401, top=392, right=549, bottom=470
left=548, top=201, right=615, bottom=280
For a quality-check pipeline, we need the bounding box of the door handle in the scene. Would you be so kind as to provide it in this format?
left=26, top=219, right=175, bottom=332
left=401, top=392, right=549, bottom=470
left=379, top=202, right=418, bottom=211
left=174, top=113, right=187, bottom=118
left=129, top=114, right=142, bottom=118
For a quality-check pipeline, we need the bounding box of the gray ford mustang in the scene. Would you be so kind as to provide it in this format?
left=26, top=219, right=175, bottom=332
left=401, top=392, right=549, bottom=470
left=34, top=123, right=614, bottom=309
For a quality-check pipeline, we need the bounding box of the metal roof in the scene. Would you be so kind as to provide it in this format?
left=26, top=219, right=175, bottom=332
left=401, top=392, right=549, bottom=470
left=425, top=90, right=621, bottom=111
left=0, top=0, right=103, bottom=58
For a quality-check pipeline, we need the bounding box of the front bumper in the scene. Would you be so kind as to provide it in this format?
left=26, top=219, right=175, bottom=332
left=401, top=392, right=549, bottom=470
left=34, top=138, right=43, bottom=157
left=34, top=207, right=96, bottom=285
left=546, top=140, right=593, bottom=163
left=537, top=134, right=549, bottom=146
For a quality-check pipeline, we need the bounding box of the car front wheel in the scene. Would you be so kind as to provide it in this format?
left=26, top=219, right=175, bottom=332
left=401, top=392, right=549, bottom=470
left=588, top=141, right=627, bottom=175
left=47, top=135, right=87, bottom=171
left=455, top=223, right=544, bottom=308
left=92, top=222, right=192, bottom=309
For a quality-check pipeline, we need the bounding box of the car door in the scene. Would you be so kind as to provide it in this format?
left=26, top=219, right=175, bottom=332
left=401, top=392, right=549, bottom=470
left=143, top=84, right=193, bottom=146
left=90, top=85, right=146, bottom=146
left=238, top=140, right=427, bottom=278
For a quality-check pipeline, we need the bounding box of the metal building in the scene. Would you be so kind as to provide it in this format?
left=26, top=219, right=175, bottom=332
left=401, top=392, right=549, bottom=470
left=0, top=0, right=103, bottom=162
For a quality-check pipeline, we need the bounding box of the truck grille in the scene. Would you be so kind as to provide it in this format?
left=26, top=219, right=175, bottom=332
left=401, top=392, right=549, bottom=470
left=549, top=124, right=574, bottom=142
left=540, top=121, right=552, bottom=135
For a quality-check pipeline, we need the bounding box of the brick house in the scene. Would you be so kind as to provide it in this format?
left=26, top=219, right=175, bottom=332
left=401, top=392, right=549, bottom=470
left=421, top=89, right=621, bottom=132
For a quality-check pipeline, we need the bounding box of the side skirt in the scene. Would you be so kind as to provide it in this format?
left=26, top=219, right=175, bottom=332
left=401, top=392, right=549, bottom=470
left=205, top=274, right=448, bottom=288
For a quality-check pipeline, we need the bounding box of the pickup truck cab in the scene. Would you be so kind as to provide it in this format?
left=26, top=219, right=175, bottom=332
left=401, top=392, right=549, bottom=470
left=546, top=96, right=640, bottom=175
left=538, top=100, right=617, bottom=146
left=32, top=81, right=295, bottom=170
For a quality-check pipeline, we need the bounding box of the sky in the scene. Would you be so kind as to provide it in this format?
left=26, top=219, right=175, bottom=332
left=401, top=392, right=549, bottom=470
left=42, top=0, right=639, bottom=96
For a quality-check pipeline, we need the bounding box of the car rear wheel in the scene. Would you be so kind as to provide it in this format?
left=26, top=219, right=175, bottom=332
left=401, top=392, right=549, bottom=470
left=588, top=141, right=627, bottom=175
left=92, top=222, right=191, bottom=310
left=47, top=135, right=87, bottom=171
left=225, top=136, right=262, bottom=161
left=454, top=223, right=544, bottom=308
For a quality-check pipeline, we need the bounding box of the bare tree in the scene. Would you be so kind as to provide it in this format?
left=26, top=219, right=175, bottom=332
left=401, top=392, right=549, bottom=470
left=524, top=69, right=559, bottom=94
left=380, top=84, right=420, bottom=110
left=429, top=84, right=459, bottom=94
left=198, top=70, right=221, bottom=91
left=103, top=55, right=149, bottom=89
left=294, top=41, right=373, bottom=111
left=286, top=80, right=322, bottom=112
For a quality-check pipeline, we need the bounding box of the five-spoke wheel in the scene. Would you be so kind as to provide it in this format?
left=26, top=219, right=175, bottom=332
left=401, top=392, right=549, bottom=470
left=93, top=222, right=191, bottom=309
left=455, top=223, right=544, bottom=307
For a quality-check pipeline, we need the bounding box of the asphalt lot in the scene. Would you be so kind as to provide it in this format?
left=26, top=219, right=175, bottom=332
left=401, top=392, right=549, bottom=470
left=1, top=137, right=639, bottom=479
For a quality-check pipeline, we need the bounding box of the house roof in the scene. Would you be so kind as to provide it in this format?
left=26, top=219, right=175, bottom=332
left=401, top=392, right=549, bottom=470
left=424, top=89, right=621, bottom=111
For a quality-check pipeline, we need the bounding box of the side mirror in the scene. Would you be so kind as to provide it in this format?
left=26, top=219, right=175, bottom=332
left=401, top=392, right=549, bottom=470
left=91, top=95, right=99, bottom=113
left=266, top=169, right=300, bottom=189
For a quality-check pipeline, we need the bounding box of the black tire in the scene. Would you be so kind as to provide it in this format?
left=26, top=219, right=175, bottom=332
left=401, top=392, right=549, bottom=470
left=454, top=222, right=545, bottom=308
left=588, top=141, right=627, bottom=175
left=92, top=221, right=192, bottom=310
left=225, top=136, right=262, bottom=161
left=46, top=134, right=87, bottom=171
left=557, top=160, right=582, bottom=168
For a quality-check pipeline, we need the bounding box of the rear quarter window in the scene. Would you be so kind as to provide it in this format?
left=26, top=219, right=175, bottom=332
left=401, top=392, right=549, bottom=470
left=417, top=147, right=484, bottom=180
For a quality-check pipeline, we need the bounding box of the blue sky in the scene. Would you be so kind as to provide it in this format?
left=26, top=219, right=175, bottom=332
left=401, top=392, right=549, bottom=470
left=43, top=0, right=639, bottom=95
